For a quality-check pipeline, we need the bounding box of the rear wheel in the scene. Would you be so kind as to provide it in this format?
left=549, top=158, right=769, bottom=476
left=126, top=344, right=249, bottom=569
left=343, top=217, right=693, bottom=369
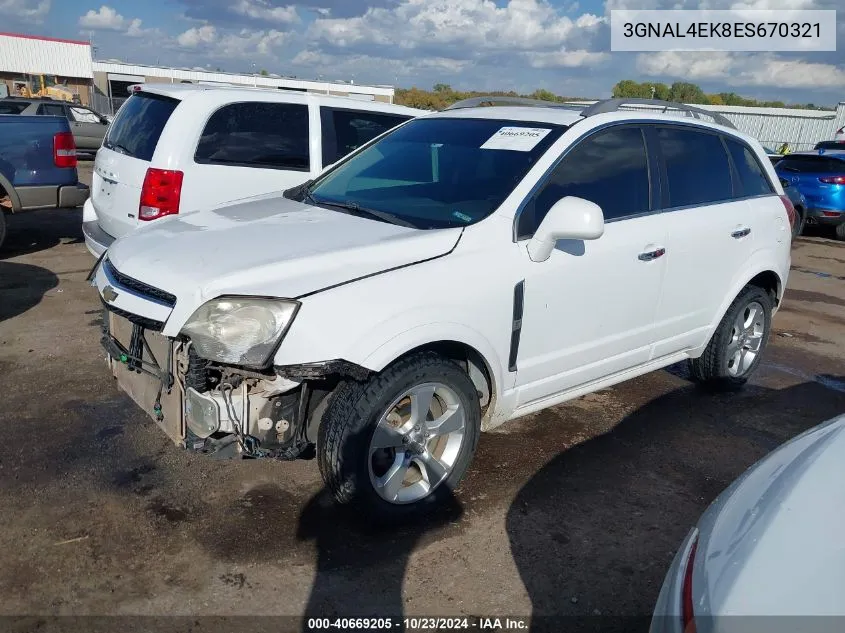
left=791, top=206, right=805, bottom=240
left=835, top=223, right=845, bottom=241
left=689, top=285, right=773, bottom=390
left=0, top=211, right=6, bottom=250
left=317, top=352, right=481, bottom=521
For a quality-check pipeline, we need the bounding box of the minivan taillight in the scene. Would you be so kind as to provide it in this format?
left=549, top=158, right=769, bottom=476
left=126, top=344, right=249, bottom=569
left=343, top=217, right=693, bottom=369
left=681, top=536, right=699, bottom=633
left=139, top=168, right=183, bottom=221
left=779, top=194, right=797, bottom=233
left=53, top=132, right=77, bottom=168
left=819, top=176, right=845, bottom=185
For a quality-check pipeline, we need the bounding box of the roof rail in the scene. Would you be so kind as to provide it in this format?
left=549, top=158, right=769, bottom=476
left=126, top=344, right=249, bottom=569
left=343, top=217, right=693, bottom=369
left=445, top=96, right=583, bottom=111
left=580, top=98, right=736, bottom=129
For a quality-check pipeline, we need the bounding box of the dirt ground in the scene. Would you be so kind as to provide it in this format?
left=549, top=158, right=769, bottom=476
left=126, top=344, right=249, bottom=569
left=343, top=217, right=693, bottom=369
left=1, top=161, right=844, bottom=631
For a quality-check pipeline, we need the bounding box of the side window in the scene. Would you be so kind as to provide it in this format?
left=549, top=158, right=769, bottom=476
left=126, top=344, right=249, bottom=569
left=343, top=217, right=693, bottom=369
left=517, top=126, right=650, bottom=238
left=321, top=108, right=410, bottom=166
left=195, top=102, right=310, bottom=170
left=724, top=139, right=774, bottom=197
left=69, top=106, right=101, bottom=124
left=656, top=127, right=733, bottom=207
left=38, top=103, right=66, bottom=117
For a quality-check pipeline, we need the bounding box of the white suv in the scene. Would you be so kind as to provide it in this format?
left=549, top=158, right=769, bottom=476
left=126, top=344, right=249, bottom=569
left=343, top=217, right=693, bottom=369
left=81, top=84, right=424, bottom=257
left=91, top=98, right=794, bottom=520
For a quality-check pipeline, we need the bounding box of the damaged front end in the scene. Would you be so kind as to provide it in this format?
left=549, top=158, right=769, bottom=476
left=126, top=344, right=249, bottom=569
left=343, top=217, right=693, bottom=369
left=101, top=309, right=351, bottom=461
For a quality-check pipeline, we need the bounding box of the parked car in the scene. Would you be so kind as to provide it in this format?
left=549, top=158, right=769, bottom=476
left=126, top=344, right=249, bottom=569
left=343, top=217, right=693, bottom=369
left=762, top=145, right=782, bottom=166
left=651, top=412, right=845, bottom=632
left=90, top=98, right=794, bottom=519
left=775, top=151, right=845, bottom=240
left=81, top=85, right=424, bottom=258
left=835, top=125, right=845, bottom=142
left=0, top=114, right=89, bottom=249
left=779, top=177, right=808, bottom=238
left=814, top=140, right=845, bottom=151
left=0, top=97, right=110, bottom=151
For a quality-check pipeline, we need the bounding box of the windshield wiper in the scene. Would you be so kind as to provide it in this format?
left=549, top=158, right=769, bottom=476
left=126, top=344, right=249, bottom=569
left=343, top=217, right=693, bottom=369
left=312, top=197, right=418, bottom=229
left=106, top=142, right=132, bottom=156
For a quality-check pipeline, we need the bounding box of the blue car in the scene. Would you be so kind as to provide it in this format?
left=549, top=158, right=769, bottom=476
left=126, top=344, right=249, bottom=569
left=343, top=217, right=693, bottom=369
left=775, top=150, right=845, bottom=240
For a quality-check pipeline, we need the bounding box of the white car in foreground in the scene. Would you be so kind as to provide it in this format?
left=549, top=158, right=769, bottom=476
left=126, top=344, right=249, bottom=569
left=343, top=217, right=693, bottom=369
left=651, top=412, right=845, bottom=633
left=90, top=97, right=795, bottom=519
left=82, top=84, right=423, bottom=257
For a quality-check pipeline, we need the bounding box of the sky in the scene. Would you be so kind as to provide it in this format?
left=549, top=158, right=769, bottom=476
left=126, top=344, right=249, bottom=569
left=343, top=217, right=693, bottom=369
left=0, top=0, right=843, bottom=105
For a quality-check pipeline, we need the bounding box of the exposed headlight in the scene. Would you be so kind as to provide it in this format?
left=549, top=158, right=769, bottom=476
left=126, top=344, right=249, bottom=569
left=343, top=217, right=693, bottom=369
left=180, top=297, right=300, bottom=368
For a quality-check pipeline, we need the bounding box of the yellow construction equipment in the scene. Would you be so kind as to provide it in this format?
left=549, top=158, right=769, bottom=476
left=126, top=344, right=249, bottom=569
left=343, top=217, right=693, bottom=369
left=13, top=75, right=76, bottom=102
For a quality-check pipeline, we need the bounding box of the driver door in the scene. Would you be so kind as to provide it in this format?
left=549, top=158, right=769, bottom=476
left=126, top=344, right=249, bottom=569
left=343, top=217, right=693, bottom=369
left=513, top=125, right=669, bottom=407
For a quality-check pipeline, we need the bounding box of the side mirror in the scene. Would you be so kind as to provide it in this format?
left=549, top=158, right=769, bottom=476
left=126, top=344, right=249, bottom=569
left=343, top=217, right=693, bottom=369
left=527, top=196, right=604, bottom=262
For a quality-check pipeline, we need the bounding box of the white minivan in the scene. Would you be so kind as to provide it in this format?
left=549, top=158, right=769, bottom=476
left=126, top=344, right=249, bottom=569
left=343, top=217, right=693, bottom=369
left=81, top=85, right=424, bottom=257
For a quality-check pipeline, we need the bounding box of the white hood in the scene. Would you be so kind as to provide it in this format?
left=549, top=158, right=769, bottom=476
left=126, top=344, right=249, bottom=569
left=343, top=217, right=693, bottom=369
left=100, top=194, right=462, bottom=334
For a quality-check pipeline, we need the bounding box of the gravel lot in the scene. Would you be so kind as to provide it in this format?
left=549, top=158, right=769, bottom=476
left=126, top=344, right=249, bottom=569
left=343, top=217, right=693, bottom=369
left=1, top=160, right=844, bottom=630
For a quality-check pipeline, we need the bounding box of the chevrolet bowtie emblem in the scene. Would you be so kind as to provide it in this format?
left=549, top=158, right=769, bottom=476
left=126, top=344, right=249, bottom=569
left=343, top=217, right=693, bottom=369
left=102, top=285, right=119, bottom=303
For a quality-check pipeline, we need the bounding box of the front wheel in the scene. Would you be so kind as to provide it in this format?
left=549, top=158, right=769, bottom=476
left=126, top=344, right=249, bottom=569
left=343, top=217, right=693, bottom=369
left=317, top=352, right=481, bottom=521
left=689, top=285, right=773, bottom=390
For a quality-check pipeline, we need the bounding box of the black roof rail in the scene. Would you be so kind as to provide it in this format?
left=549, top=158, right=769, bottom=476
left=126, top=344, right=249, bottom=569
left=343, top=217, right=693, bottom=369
left=444, top=96, right=584, bottom=111
left=579, top=98, right=736, bottom=129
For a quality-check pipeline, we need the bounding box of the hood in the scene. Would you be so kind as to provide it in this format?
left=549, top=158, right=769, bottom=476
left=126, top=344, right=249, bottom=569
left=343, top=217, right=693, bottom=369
left=695, top=413, right=845, bottom=618
left=104, top=194, right=462, bottom=329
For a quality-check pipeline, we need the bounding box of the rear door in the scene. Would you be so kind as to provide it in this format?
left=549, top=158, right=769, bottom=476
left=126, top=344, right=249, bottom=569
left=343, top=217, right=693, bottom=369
left=67, top=105, right=108, bottom=150
left=94, top=91, right=180, bottom=240
left=319, top=107, right=412, bottom=171
left=187, top=101, right=312, bottom=212
left=650, top=125, right=758, bottom=358
left=776, top=154, right=845, bottom=212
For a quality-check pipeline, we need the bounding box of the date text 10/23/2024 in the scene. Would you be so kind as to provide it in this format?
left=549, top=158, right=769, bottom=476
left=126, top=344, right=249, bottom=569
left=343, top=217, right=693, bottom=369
left=306, top=617, right=530, bottom=631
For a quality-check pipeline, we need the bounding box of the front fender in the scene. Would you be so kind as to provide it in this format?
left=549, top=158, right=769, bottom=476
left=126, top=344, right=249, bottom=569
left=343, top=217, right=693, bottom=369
left=357, top=319, right=506, bottom=392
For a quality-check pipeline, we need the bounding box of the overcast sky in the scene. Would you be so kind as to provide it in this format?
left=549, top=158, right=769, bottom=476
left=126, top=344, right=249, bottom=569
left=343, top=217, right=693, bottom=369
left=1, top=0, right=843, bottom=105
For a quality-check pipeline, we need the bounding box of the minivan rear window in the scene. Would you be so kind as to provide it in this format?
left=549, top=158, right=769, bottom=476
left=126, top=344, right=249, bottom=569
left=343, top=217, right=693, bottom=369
left=777, top=155, right=845, bottom=173
left=103, top=92, right=179, bottom=162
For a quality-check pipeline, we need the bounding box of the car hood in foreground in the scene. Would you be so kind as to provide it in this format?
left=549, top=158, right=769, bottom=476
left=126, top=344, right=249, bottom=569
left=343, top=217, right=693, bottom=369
left=105, top=194, right=462, bottom=329
left=693, top=412, right=845, bottom=618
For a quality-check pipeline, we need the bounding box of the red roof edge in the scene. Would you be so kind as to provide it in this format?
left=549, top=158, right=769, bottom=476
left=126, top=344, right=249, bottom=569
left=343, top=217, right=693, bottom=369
left=0, top=32, right=91, bottom=47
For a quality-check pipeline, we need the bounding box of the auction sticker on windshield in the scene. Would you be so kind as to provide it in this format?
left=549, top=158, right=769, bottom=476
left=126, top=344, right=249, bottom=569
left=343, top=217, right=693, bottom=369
left=481, top=127, right=552, bottom=152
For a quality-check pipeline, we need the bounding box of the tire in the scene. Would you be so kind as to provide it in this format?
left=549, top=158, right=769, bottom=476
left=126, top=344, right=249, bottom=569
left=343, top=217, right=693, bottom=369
left=317, top=351, right=481, bottom=521
left=791, top=207, right=805, bottom=240
left=835, top=223, right=845, bottom=241
left=689, top=285, right=773, bottom=390
left=0, top=211, right=6, bottom=251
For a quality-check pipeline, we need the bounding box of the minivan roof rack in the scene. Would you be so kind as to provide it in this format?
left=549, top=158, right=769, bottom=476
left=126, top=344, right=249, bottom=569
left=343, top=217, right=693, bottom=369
left=445, top=96, right=584, bottom=111
left=580, top=98, right=736, bottom=129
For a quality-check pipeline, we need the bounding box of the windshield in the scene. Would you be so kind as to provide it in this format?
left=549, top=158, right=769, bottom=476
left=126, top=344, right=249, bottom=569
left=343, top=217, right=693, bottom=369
left=306, top=117, right=566, bottom=229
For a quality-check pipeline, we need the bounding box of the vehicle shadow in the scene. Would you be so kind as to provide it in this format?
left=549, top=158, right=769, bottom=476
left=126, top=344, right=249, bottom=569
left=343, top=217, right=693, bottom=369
left=0, top=260, right=59, bottom=322
left=505, top=376, right=845, bottom=633
left=296, top=469, right=464, bottom=631
left=0, top=206, right=83, bottom=260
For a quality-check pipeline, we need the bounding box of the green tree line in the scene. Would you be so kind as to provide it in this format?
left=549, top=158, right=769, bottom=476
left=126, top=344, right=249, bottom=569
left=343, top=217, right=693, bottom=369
left=394, top=81, right=829, bottom=111
left=611, top=79, right=826, bottom=110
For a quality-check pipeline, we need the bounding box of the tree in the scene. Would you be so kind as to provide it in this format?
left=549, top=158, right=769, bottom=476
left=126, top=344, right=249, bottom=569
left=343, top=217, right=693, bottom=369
left=433, top=83, right=452, bottom=93
left=668, top=81, right=707, bottom=104
left=259, top=69, right=269, bottom=76
left=529, top=88, right=559, bottom=103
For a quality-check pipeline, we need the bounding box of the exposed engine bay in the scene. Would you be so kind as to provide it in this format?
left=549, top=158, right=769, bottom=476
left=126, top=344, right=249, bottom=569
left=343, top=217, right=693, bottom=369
left=101, top=309, right=351, bottom=461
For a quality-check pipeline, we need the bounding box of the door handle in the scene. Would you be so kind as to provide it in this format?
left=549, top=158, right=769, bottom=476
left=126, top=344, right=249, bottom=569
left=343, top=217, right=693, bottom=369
left=731, top=227, right=751, bottom=239
left=638, top=247, right=666, bottom=261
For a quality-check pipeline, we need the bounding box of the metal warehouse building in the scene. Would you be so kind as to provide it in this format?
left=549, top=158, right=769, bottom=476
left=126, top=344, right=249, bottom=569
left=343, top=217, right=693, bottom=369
left=568, top=99, right=845, bottom=151
left=0, top=31, right=396, bottom=116
left=0, top=32, right=94, bottom=104
left=91, top=60, right=395, bottom=115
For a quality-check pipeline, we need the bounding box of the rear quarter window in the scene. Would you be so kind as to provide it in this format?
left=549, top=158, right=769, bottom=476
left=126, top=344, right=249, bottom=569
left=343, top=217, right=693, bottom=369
left=656, top=126, right=733, bottom=208
left=195, top=102, right=310, bottom=171
left=725, top=138, right=774, bottom=197
left=104, top=92, right=180, bottom=162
